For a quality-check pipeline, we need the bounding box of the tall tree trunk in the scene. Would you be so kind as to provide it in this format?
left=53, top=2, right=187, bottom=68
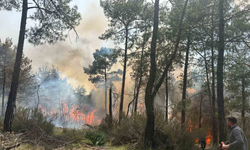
left=241, top=78, right=246, bottom=132
left=119, top=27, right=129, bottom=124
left=204, top=47, right=212, bottom=107
left=144, top=0, right=159, bottom=148
left=181, top=34, right=190, bottom=128
left=217, top=0, right=226, bottom=142
left=132, top=70, right=139, bottom=114
left=211, top=1, right=218, bottom=146
left=165, top=73, right=169, bottom=123
left=2, top=65, right=6, bottom=116
left=134, top=40, right=145, bottom=113
left=109, top=87, right=113, bottom=126
left=143, top=0, right=188, bottom=147
left=36, top=85, right=40, bottom=110
left=105, top=68, right=107, bottom=115
left=199, top=95, right=203, bottom=129
left=151, top=0, right=189, bottom=99
left=4, top=0, right=28, bottom=132
left=127, top=81, right=137, bottom=116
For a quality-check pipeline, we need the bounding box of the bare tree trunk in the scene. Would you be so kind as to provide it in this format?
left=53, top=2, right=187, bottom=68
left=150, top=0, right=189, bottom=102
left=2, top=65, right=6, bottom=116
left=36, top=85, right=40, bottom=110
left=217, top=0, right=226, bottom=142
left=181, top=34, right=190, bottom=128
left=109, top=87, right=113, bottom=126
left=199, top=95, right=203, bottom=129
left=134, top=40, right=145, bottom=113
left=144, top=0, right=159, bottom=148
left=4, top=0, right=28, bottom=132
left=204, top=48, right=212, bottom=107
left=165, top=73, right=169, bottom=123
left=119, top=27, right=129, bottom=124
left=241, top=78, right=246, bottom=132
left=132, top=71, right=139, bottom=114
left=211, top=1, right=218, bottom=145
left=127, top=81, right=137, bottom=116
left=105, top=68, right=107, bottom=115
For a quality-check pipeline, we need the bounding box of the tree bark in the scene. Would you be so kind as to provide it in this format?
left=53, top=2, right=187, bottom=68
left=105, top=68, right=107, bottom=115
left=211, top=1, right=218, bottom=145
left=204, top=46, right=212, bottom=107
left=165, top=73, right=169, bottom=123
left=127, top=81, right=137, bottom=116
left=2, top=64, right=6, bottom=116
left=150, top=0, right=189, bottom=99
left=217, top=0, right=226, bottom=142
left=144, top=0, right=159, bottom=148
left=36, top=85, right=40, bottom=110
left=181, top=34, right=191, bottom=128
left=119, top=27, right=129, bottom=124
left=132, top=71, right=139, bottom=114
left=4, top=0, right=28, bottom=132
left=134, top=39, right=145, bottom=113
left=241, top=78, right=246, bottom=132
left=199, top=95, right=203, bottom=129
left=109, top=87, right=113, bottom=126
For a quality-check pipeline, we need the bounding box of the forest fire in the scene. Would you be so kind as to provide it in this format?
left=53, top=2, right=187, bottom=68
left=39, top=101, right=101, bottom=127
left=188, top=120, right=213, bottom=146
left=195, top=130, right=213, bottom=146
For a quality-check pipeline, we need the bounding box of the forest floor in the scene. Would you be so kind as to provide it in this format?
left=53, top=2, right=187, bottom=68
left=15, top=144, right=214, bottom=150
left=0, top=126, right=216, bottom=150
left=16, top=144, right=130, bottom=150
left=0, top=127, right=133, bottom=150
left=0, top=129, right=215, bottom=150
left=0, top=121, right=215, bottom=150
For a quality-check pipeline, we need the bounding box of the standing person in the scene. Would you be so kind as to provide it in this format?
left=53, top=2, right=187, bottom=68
left=220, top=117, right=248, bottom=150
left=201, top=137, right=206, bottom=150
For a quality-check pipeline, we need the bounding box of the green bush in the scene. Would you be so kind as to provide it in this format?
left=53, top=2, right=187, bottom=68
left=55, top=128, right=86, bottom=142
left=13, top=107, right=55, bottom=135
left=100, top=111, right=198, bottom=150
left=85, top=131, right=105, bottom=146
left=109, top=114, right=145, bottom=146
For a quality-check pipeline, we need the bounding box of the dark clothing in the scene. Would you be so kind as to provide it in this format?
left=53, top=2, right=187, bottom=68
left=201, top=138, right=206, bottom=150
left=229, top=126, right=248, bottom=150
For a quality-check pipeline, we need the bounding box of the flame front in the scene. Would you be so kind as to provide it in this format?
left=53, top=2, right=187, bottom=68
left=205, top=130, right=213, bottom=145
left=195, top=130, right=213, bottom=146
left=39, top=101, right=100, bottom=127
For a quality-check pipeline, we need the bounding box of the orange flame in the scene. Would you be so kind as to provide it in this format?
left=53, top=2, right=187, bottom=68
left=39, top=101, right=100, bottom=126
left=206, top=130, right=213, bottom=145
left=194, top=130, right=213, bottom=146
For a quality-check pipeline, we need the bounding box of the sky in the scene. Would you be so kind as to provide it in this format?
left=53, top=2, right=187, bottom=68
left=0, top=0, right=115, bottom=92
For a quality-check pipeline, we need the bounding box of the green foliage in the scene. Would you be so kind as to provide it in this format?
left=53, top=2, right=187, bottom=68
left=1, top=0, right=81, bottom=45
left=54, top=128, right=87, bottom=142
left=85, top=131, right=105, bottom=146
left=0, top=0, right=20, bottom=10
left=13, top=108, right=54, bottom=136
left=0, top=38, right=35, bottom=105
left=98, top=112, right=197, bottom=150
left=84, top=47, right=121, bottom=84
left=27, top=0, right=81, bottom=45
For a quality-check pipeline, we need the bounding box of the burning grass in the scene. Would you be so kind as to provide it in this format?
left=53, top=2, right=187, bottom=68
left=39, top=101, right=102, bottom=128
left=0, top=108, right=215, bottom=150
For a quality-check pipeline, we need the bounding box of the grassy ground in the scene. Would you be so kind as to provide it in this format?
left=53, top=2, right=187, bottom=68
left=13, top=127, right=136, bottom=150
left=16, top=144, right=132, bottom=150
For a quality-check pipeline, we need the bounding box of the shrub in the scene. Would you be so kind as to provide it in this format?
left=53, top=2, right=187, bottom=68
left=85, top=131, right=105, bottom=146
left=109, top=114, right=145, bottom=146
left=13, top=107, right=55, bottom=135
left=101, top=111, right=198, bottom=150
